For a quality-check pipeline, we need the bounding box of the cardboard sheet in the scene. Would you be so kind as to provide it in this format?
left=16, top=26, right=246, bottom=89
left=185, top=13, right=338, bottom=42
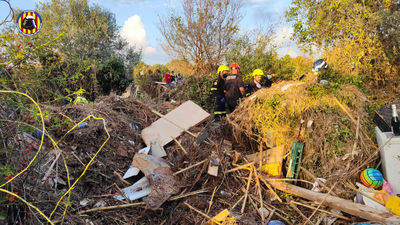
left=141, top=100, right=210, bottom=146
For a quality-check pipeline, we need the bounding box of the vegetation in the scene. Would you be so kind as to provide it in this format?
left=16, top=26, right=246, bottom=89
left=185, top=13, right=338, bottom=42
left=158, top=0, right=243, bottom=73
left=1, top=0, right=141, bottom=103
left=1, top=0, right=398, bottom=223
left=287, top=0, right=400, bottom=84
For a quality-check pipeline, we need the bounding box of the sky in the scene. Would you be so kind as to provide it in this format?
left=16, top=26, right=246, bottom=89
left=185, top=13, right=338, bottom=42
left=0, top=0, right=301, bottom=65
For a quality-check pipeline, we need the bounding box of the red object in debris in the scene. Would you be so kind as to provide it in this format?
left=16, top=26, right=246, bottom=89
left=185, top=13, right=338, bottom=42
left=5, top=174, right=12, bottom=180
left=164, top=73, right=172, bottom=84
left=17, top=43, right=22, bottom=50
left=9, top=192, right=18, bottom=202
left=6, top=63, right=13, bottom=71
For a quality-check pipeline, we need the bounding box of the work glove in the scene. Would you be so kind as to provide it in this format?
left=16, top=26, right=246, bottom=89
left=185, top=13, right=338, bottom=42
left=220, top=97, right=225, bottom=103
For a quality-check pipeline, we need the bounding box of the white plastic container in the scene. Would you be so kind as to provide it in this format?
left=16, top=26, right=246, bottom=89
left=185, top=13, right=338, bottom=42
left=375, top=127, right=400, bottom=194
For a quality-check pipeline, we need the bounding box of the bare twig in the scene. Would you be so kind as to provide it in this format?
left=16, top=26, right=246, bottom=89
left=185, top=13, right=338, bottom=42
left=78, top=202, right=145, bottom=214
left=251, top=165, right=265, bottom=222
left=300, top=167, right=337, bottom=197
left=113, top=171, right=131, bottom=186
left=252, top=198, right=294, bottom=225
left=265, top=209, right=275, bottom=224
left=184, top=202, right=222, bottom=225
left=172, top=136, right=188, bottom=155
left=207, top=186, right=217, bottom=214
left=231, top=195, right=245, bottom=210
left=0, top=0, right=14, bottom=26
left=241, top=168, right=253, bottom=214
left=41, top=150, right=62, bottom=182
left=169, top=189, right=208, bottom=201
left=248, top=196, right=264, bottom=220
left=225, top=162, right=253, bottom=173
left=174, top=159, right=208, bottom=175
left=113, top=183, right=130, bottom=204
left=71, top=151, right=85, bottom=166
left=302, top=181, right=339, bottom=225
left=291, top=201, right=352, bottom=221
left=259, top=175, right=283, bottom=203
left=290, top=201, right=314, bottom=225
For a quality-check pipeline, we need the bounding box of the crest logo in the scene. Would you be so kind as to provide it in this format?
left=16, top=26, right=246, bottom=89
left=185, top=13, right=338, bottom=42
left=16, top=10, right=42, bottom=36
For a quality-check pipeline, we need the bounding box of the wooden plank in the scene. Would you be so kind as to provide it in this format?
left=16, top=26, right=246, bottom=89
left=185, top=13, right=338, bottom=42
left=245, top=146, right=285, bottom=176
left=246, top=146, right=285, bottom=164
left=142, top=101, right=210, bottom=146
left=268, top=180, right=400, bottom=224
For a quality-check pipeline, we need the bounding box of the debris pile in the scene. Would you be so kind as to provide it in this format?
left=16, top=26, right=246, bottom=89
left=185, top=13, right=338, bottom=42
left=3, top=80, right=400, bottom=224
left=229, top=80, right=377, bottom=195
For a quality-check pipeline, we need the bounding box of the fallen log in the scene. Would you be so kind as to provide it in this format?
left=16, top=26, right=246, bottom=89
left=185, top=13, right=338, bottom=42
left=268, top=180, right=400, bottom=224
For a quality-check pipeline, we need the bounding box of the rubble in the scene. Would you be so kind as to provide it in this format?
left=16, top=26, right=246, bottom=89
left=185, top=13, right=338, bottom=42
left=4, top=80, right=400, bottom=224
left=131, top=153, right=179, bottom=209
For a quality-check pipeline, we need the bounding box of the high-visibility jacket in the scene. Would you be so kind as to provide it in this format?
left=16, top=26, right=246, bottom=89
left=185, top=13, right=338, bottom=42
left=211, top=76, right=225, bottom=99
left=211, top=76, right=226, bottom=116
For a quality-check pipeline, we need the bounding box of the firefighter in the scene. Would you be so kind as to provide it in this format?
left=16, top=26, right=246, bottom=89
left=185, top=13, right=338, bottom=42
left=225, top=62, right=245, bottom=112
left=246, top=69, right=264, bottom=96
left=211, top=65, right=230, bottom=119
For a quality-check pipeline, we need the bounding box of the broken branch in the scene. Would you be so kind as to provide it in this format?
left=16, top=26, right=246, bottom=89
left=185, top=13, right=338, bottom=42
left=259, top=175, right=283, bottom=203
left=289, top=201, right=314, bottom=225
left=241, top=168, right=253, bottom=214
left=78, top=202, right=145, bottom=214
left=290, top=201, right=352, bottom=221
left=184, top=202, right=222, bottom=225
left=172, top=136, right=188, bottom=155
left=169, top=189, right=208, bottom=201
left=174, top=159, right=208, bottom=175
left=225, top=162, right=253, bottom=173
left=300, top=167, right=337, bottom=197
left=268, top=180, right=400, bottom=224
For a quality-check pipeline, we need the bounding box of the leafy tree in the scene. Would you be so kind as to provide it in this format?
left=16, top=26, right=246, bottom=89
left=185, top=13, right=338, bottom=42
left=225, top=30, right=278, bottom=82
left=37, top=0, right=116, bottom=60
left=166, top=59, right=193, bottom=75
left=286, top=0, right=400, bottom=83
left=1, top=0, right=141, bottom=101
left=158, top=0, right=243, bottom=73
left=37, top=0, right=141, bottom=66
left=97, top=56, right=130, bottom=95
left=274, top=55, right=295, bottom=80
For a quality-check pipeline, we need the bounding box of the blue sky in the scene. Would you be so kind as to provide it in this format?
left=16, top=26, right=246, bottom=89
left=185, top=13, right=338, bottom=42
left=0, top=0, right=300, bottom=65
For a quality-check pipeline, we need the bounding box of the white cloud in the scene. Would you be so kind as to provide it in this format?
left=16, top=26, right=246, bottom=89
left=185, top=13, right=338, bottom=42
left=285, top=47, right=299, bottom=57
left=273, top=27, right=294, bottom=47
left=273, top=26, right=303, bottom=58
left=121, top=15, right=156, bottom=56
left=121, top=15, right=148, bottom=47
left=143, top=44, right=171, bottom=65
left=144, top=46, right=156, bottom=55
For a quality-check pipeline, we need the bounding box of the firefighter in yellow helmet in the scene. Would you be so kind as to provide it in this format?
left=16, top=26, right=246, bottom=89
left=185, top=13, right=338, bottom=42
left=211, top=65, right=230, bottom=119
left=246, top=69, right=266, bottom=96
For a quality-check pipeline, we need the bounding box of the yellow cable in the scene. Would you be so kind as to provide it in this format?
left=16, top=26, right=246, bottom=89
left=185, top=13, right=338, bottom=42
left=0, top=188, right=53, bottom=224
left=0, top=90, right=109, bottom=224
left=49, top=115, right=110, bottom=219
